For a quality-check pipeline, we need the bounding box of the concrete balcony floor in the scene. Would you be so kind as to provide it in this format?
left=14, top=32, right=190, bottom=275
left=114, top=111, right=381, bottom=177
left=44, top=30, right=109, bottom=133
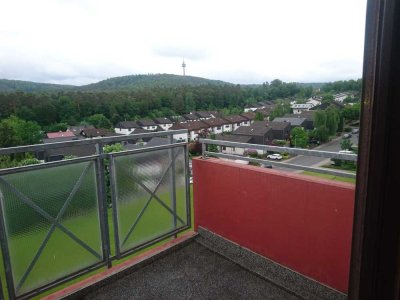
left=83, top=241, right=299, bottom=300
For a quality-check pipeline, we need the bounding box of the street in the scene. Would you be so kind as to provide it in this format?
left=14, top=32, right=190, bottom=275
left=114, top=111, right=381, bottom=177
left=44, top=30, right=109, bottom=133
left=274, top=133, right=359, bottom=172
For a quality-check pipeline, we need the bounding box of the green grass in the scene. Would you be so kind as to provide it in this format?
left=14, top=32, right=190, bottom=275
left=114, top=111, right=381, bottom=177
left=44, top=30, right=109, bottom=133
left=302, top=171, right=356, bottom=184
left=0, top=160, right=194, bottom=299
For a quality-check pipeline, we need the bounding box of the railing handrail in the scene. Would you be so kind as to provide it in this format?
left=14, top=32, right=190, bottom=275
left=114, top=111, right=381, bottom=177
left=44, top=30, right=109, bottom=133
left=199, top=138, right=357, bottom=161
left=204, top=151, right=356, bottom=179
left=0, top=129, right=188, bottom=155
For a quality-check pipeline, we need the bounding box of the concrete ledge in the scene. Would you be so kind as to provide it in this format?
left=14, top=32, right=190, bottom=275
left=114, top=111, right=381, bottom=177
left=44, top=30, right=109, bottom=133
left=44, top=231, right=198, bottom=300
left=196, top=227, right=346, bottom=300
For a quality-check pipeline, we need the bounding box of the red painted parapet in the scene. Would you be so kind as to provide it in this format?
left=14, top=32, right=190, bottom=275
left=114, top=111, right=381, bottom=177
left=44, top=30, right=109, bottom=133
left=193, top=158, right=355, bottom=293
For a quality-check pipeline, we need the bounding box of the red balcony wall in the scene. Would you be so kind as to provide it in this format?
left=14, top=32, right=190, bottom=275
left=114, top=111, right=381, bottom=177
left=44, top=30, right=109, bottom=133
left=193, top=158, right=355, bottom=293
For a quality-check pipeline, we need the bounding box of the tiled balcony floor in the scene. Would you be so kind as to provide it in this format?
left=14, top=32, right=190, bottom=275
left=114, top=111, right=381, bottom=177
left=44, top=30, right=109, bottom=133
left=83, top=241, right=299, bottom=300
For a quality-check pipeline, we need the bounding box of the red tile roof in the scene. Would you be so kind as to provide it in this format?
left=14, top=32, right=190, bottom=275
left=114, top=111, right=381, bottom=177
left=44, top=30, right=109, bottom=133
left=46, top=131, right=76, bottom=139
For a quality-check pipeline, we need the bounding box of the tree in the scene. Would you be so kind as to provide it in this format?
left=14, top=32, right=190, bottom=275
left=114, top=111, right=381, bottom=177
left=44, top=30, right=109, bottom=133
left=254, top=111, right=264, bottom=121
left=341, top=139, right=353, bottom=151
left=290, top=127, right=309, bottom=148
left=0, top=116, right=42, bottom=146
left=326, top=107, right=339, bottom=135
left=86, top=114, right=112, bottom=129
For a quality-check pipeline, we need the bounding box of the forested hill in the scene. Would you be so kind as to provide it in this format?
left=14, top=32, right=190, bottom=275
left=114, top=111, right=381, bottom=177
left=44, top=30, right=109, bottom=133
left=0, top=74, right=232, bottom=93
left=81, top=74, right=232, bottom=91
left=0, top=79, right=75, bottom=93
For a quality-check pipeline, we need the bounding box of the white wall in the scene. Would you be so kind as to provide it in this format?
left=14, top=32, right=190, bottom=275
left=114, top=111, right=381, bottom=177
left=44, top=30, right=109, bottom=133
left=173, top=132, right=188, bottom=142
left=141, top=125, right=158, bottom=130
left=114, top=128, right=134, bottom=135
left=223, top=124, right=232, bottom=132
left=220, top=146, right=245, bottom=155
left=159, top=124, right=173, bottom=130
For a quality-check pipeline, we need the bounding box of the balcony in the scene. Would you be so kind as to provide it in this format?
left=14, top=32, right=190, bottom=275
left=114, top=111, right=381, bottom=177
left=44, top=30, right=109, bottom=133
left=0, top=131, right=355, bottom=299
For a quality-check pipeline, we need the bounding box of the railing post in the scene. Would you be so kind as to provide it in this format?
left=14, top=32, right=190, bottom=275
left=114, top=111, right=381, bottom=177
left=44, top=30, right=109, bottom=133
left=168, top=135, right=178, bottom=237
left=0, top=191, right=16, bottom=300
left=202, top=141, right=206, bottom=159
left=95, top=142, right=112, bottom=268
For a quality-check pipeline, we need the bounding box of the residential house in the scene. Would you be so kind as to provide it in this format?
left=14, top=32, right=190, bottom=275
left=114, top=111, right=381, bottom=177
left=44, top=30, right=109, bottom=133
left=80, top=128, right=115, bottom=138
left=291, top=103, right=314, bottom=114
left=240, top=111, right=256, bottom=125
left=232, top=125, right=274, bottom=155
left=251, top=121, right=291, bottom=140
left=41, top=134, right=94, bottom=162
left=333, top=93, right=348, bottom=103
left=137, top=119, right=158, bottom=131
left=154, top=118, right=173, bottom=130
left=222, top=115, right=249, bottom=131
left=233, top=125, right=274, bottom=145
left=306, top=98, right=321, bottom=107
left=310, top=102, right=345, bottom=111
left=214, top=134, right=253, bottom=155
left=114, top=121, right=139, bottom=135
left=254, top=108, right=273, bottom=120
left=284, top=111, right=316, bottom=130
left=170, top=116, right=187, bottom=124
left=170, top=120, right=209, bottom=142
left=193, top=111, right=218, bottom=120
left=67, top=125, right=94, bottom=137
left=46, top=131, right=76, bottom=139
left=202, top=118, right=232, bottom=134
left=272, top=117, right=307, bottom=130
left=183, top=114, right=200, bottom=122
left=244, top=103, right=263, bottom=112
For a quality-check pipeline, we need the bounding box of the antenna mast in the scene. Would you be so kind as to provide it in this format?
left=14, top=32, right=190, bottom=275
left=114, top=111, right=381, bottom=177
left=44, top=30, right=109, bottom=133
left=182, top=59, right=186, bottom=76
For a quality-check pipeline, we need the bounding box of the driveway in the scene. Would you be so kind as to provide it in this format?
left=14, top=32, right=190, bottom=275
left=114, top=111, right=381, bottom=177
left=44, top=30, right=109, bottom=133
left=274, top=133, right=359, bottom=172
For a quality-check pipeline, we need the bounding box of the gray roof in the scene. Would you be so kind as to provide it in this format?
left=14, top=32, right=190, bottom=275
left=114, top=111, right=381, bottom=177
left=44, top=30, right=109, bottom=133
left=116, top=121, right=139, bottom=129
left=124, top=137, right=171, bottom=150
left=240, top=111, right=256, bottom=120
left=215, top=134, right=253, bottom=143
left=193, top=111, right=213, bottom=118
left=273, top=117, right=307, bottom=127
left=202, top=118, right=231, bottom=127
left=183, top=114, right=200, bottom=121
left=222, top=115, right=247, bottom=123
left=154, top=117, right=173, bottom=124
left=284, top=111, right=315, bottom=121
left=137, top=119, right=157, bottom=126
left=234, top=126, right=271, bottom=136
left=249, top=121, right=290, bottom=131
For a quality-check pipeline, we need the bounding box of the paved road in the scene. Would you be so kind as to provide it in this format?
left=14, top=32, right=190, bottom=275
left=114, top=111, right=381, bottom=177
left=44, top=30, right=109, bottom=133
left=274, top=133, right=359, bottom=172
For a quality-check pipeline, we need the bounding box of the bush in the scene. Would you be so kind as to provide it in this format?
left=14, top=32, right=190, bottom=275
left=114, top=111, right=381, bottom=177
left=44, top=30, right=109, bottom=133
left=272, top=139, right=287, bottom=146
left=343, top=127, right=352, bottom=132
left=244, top=149, right=259, bottom=158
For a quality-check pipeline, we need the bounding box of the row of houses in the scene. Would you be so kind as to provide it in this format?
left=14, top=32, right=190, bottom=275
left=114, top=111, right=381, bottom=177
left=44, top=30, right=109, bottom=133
left=243, top=101, right=276, bottom=112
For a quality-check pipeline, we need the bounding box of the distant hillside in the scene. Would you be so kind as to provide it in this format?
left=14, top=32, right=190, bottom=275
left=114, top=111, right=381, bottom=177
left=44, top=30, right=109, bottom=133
left=81, top=74, right=232, bottom=91
left=0, top=74, right=232, bottom=93
left=296, top=82, right=326, bottom=89
left=0, top=79, right=74, bottom=93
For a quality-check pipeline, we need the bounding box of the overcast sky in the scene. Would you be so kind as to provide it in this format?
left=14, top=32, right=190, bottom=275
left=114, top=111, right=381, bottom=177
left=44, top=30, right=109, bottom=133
left=0, top=0, right=367, bottom=85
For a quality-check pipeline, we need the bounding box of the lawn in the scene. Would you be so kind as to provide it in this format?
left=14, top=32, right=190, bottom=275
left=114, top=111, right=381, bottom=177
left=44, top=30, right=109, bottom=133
left=0, top=156, right=193, bottom=299
left=302, top=171, right=356, bottom=184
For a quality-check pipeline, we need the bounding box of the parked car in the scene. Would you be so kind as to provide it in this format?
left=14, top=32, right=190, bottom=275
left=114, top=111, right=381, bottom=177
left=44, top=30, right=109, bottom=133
left=267, top=154, right=282, bottom=160
left=342, top=133, right=352, bottom=139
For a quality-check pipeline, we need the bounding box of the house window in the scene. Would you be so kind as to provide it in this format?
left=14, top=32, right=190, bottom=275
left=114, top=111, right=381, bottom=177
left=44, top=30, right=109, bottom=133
left=217, top=127, right=221, bottom=130
left=237, top=123, right=240, bottom=126
left=222, top=146, right=226, bottom=150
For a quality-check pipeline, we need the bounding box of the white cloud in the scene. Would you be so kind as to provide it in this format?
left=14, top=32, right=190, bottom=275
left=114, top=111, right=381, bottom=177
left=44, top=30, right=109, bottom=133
left=0, top=0, right=367, bottom=85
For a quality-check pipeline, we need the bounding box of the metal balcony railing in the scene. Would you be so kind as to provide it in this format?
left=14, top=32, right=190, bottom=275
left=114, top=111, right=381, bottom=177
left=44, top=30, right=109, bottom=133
left=200, top=138, right=357, bottom=179
left=0, top=130, right=191, bottom=300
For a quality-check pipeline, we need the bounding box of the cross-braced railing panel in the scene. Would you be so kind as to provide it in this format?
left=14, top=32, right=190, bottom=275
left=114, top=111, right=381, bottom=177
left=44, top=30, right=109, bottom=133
left=110, top=145, right=190, bottom=256
left=0, top=160, right=104, bottom=297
